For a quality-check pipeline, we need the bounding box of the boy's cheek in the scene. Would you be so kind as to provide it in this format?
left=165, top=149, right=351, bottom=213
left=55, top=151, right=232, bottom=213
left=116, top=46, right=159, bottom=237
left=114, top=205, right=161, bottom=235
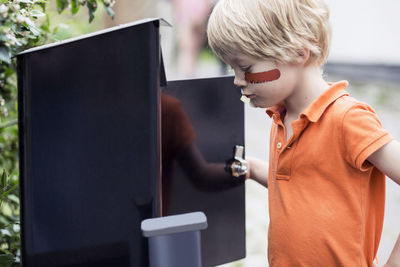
left=245, top=69, right=281, bottom=84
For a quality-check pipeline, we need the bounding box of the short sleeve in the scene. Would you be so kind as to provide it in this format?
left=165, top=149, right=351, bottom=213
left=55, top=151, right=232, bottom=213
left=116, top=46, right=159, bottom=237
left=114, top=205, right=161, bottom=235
left=341, top=103, right=393, bottom=171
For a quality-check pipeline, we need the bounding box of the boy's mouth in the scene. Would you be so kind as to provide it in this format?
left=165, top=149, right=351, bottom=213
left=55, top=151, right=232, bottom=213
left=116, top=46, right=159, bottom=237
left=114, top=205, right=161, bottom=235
left=244, top=94, right=256, bottom=99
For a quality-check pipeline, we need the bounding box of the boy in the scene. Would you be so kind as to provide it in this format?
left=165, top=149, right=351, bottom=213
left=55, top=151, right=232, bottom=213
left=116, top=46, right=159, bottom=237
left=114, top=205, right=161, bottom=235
left=207, top=0, right=400, bottom=266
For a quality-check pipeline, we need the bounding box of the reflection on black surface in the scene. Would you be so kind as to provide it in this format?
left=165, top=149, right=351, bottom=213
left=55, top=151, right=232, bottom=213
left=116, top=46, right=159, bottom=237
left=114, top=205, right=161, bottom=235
left=161, top=77, right=246, bottom=267
left=161, top=93, right=242, bottom=212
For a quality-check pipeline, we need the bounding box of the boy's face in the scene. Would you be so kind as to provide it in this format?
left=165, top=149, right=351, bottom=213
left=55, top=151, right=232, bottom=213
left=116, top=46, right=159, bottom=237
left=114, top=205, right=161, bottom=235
left=223, top=53, right=302, bottom=108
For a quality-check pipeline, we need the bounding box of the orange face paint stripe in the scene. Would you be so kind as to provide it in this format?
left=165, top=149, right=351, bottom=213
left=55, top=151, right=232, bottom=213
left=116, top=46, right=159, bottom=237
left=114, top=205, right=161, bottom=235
left=245, top=69, right=281, bottom=84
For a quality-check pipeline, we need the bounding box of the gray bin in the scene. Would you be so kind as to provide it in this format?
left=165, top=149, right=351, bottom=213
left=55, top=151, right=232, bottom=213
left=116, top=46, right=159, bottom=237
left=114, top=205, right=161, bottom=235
left=141, top=212, right=208, bottom=267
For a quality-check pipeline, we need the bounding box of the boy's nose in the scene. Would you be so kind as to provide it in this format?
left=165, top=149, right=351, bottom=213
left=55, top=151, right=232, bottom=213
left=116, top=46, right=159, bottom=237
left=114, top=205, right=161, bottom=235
left=234, top=76, right=247, bottom=88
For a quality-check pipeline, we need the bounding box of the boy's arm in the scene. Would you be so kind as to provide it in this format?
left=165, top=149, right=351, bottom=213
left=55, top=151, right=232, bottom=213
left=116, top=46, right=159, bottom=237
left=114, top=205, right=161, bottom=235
left=368, top=139, right=400, bottom=267
left=246, top=156, right=269, bottom=188
left=368, top=140, right=400, bottom=186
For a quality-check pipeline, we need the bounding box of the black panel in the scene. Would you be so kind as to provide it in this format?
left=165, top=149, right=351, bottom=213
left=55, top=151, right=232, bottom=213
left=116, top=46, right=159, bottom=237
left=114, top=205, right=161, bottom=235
left=162, top=76, right=246, bottom=266
left=17, top=21, right=161, bottom=267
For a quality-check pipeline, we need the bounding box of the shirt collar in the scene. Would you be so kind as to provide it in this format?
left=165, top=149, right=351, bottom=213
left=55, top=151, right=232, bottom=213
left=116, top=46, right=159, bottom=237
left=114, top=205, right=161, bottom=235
left=266, top=81, right=349, bottom=122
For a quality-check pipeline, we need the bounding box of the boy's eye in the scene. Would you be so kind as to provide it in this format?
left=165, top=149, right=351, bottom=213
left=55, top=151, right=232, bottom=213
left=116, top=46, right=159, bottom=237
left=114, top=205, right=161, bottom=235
left=240, top=66, right=251, bottom=72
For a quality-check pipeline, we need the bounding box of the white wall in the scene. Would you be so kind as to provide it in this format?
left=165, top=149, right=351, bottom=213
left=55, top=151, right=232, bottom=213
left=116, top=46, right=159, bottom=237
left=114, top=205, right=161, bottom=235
left=326, top=0, right=400, bottom=64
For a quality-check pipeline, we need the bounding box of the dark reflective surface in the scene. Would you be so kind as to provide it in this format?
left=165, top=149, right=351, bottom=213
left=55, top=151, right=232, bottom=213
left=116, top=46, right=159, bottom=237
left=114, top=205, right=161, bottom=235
left=17, top=20, right=161, bottom=267
left=162, top=76, right=246, bottom=267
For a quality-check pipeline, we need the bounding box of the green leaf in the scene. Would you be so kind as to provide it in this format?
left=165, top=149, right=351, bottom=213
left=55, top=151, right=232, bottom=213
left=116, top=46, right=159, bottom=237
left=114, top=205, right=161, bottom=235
left=71, top=0, right=80, bottom=14
left=0, top=229, right=11, bottom=236
left=7, top=194, right=19, bottom=205
left=1, top=183, right=18, bottom=199
left=31, top=9, right=45, bottom=18
left=2, top=66, right=14, bottom=76
left=87, top=0, right=97, bottom=23
left=56, top=0, right=68, bottom=13
left=1, top=170, right=6, bottom=189
left=0, top=46, right=11, bottom=65
left=0, top=253, right=14, bottom=267
left=52, top=25, right=59, bottom=35
left=0, top=120, right=18, bottom=129
left=29, top=25, right=41, bottom=36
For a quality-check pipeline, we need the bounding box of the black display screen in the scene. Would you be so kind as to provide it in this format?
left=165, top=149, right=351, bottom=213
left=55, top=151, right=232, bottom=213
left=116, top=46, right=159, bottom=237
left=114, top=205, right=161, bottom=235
left=17, top=20, right=162, bottom=267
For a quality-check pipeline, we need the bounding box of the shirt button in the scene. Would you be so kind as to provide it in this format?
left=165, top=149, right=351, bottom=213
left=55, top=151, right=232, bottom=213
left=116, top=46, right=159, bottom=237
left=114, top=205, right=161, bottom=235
left=277, top=142, right=282, bottom=149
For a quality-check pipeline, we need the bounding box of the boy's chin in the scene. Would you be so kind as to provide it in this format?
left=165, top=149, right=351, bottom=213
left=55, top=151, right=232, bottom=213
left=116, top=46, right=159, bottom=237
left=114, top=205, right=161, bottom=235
left=249, top=102, right=258, bottom=108
left=250, top=101, right=266, bottom=108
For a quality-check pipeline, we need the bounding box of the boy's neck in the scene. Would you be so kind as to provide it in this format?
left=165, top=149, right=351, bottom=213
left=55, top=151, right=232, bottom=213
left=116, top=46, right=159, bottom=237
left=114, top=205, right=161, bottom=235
left=283, top=65, right=329, bottom=120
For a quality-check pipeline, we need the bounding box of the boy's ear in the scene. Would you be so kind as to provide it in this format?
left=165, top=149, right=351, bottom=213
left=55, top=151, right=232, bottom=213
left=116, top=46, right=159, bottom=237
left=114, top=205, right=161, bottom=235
left=295, top=48, right=310, bottom=65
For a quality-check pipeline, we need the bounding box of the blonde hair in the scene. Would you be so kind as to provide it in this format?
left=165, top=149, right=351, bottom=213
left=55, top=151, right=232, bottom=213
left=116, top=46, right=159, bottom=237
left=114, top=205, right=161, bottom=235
left=207, top=0, right=331, bottom=66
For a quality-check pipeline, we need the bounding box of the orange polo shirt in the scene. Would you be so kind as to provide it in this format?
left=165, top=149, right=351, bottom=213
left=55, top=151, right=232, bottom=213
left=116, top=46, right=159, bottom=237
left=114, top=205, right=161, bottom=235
left=266, top=81, right=393, bottom=266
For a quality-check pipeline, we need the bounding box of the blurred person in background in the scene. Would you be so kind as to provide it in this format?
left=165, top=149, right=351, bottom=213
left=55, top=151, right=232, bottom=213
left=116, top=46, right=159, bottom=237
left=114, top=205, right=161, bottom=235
left=103, top=0, right=222, bottom=79
left=171, top=0, right=212, bottom=77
